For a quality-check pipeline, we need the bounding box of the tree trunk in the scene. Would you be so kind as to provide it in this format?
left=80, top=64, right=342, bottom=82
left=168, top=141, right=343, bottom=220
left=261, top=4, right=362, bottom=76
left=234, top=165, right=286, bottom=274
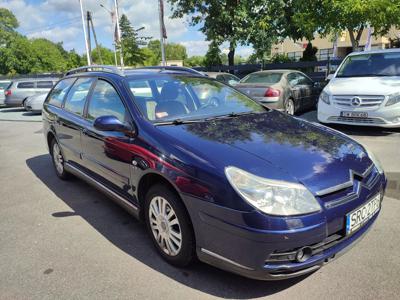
left=228, top=43, right=235, bottom=74
left=348, top=26, right=364, bottom=51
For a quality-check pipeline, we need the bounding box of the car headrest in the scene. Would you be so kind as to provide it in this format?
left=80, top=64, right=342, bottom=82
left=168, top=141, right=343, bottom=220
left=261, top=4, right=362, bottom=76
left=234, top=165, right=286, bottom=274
left=160, top=82, right=181, bottom=101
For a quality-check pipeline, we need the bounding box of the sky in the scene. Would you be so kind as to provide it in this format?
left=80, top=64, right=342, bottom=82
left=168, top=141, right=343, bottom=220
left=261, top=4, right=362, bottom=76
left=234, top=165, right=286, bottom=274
left=1, top=0, right=254, bottom=58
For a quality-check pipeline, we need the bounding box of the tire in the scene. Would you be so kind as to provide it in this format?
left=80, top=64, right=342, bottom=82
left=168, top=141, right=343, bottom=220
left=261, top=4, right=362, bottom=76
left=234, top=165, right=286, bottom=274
left=50, top=138, right=70, bottom=180
left=144, top=184, right=195, bottom=267
left=284, top=98, right=296, bottom=115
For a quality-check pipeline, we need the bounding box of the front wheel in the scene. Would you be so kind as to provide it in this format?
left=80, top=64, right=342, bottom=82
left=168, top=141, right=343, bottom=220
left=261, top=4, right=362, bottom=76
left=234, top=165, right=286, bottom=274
left=284, top=98, right=296, bottom=115
left=144, top=184, right=195, bottom=267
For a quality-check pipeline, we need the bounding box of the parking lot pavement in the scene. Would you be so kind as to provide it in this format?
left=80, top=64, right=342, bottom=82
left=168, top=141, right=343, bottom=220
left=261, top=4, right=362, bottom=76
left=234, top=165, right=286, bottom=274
left=0, top=107, right=42, bottom=122
left=0, top=115, right=399, bottom=300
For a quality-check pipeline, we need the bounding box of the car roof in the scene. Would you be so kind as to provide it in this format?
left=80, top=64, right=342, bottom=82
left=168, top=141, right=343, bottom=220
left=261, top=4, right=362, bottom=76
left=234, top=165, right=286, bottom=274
left=248, top=69, right=299, bottom=75
left=10, top=78, right=58, bottom=82
left=348, top=48, right=400, bottom=56
left=204, top=72, right=232, bottom=77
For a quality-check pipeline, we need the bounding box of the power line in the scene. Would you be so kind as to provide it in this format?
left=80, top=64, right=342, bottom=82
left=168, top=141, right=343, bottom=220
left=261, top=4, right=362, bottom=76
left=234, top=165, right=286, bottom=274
left=22, top=17, right=81, bottom=35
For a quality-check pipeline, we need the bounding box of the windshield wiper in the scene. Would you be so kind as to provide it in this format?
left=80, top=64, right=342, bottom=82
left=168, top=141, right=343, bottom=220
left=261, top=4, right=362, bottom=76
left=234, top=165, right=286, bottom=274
left=206, top=111, right=261, bottom=121
left=154, top=118, right=206, bottom=126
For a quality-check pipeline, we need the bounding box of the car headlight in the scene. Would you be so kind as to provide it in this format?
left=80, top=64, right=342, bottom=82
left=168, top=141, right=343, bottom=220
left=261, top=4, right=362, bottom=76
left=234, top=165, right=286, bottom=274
left=319, top=90, right=330, bottom=105
left=385, top=93, right=400, bottom=106
left=365, top=148, right=384, bottom=174
left=225, top=166, right=321, bottom=216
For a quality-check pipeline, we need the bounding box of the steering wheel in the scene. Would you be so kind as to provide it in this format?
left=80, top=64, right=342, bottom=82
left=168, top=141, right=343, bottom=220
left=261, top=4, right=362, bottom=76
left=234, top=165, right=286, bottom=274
left=202, top=96, right=221, bottom=109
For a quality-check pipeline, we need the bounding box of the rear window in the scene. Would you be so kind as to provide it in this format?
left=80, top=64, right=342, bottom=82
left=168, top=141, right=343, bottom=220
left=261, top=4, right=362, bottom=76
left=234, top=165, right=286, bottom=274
left=241, top=73, right=282, bottom=84
left=37, top=81, right=54, bottom=88
left=17, top=82, right=35, bottom=89
left=0, top=81, right=10, bottom=90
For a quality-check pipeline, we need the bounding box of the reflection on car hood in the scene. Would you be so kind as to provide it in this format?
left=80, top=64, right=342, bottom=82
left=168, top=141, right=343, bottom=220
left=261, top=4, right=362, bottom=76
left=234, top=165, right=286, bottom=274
left=157, top=111, right=373, bottom=194
left=327, top=77, right=400, bottom=95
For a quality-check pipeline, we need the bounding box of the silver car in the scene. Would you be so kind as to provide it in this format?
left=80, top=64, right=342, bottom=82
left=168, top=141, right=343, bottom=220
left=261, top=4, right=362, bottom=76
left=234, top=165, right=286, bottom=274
left=203, top=72, right=240, bottom=86
left=236, top=70, right=322, bottom=115
left=0, top=80, right=11, bottom=106
left=24, top=92, right=48, bottom=113
left=4, top=78, right=56, bottom=107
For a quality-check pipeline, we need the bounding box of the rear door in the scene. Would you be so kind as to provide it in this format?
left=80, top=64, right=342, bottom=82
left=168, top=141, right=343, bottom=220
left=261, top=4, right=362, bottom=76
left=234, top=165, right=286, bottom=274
left=57, top=77, right=95, bottom=165
left=295, top=72, right=315, bottom=108
left=81, top=78, right=132, bottom=196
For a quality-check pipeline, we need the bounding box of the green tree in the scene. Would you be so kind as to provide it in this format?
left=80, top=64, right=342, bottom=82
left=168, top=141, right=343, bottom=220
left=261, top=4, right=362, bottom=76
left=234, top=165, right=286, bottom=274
left=119, top=14, right=150, bottom=66
left=0, top=8, right=18, bottom=32
left=204, top=41, right=222, bottom=68
left=184, top=56, right=205, bottom=67
left=289, top=0, right=400, bottom=50
left=91, top=45, right=116, bottom=65
left=146, top=40, right=187, bottom=63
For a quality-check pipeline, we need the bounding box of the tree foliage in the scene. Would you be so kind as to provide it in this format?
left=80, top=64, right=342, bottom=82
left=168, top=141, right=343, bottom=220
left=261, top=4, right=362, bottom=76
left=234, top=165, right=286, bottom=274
left=146, top=40, right=187, bottom=63
left=204, top=41, right=222, bottom=68
left=300, top=43, right=318, bottom=62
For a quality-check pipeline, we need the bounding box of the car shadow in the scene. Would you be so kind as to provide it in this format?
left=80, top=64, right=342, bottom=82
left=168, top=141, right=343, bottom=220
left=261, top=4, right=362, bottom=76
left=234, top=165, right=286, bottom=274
left=22, top=112, right=41, bottom=116
left=26, top=154, right=308, bottom=298
left=0, top=107, right=25, bottom=113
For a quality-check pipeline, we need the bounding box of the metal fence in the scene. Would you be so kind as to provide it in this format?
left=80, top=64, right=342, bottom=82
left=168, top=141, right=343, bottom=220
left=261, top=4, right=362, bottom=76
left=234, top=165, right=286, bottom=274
left=194, top=58, right=344, bottom=82
left=0, top=73, right=63, bottom=80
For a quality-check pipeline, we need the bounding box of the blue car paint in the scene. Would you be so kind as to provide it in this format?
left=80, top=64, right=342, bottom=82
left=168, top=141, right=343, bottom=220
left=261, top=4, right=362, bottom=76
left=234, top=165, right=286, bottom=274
left=42, top=71, right=387, bottom=280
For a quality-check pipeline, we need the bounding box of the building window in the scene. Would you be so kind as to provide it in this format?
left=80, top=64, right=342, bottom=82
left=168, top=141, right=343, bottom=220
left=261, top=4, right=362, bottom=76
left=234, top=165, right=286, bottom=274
left=287, top=51, right=303, bottom=61
left=318, top=48, right=334, bottom=60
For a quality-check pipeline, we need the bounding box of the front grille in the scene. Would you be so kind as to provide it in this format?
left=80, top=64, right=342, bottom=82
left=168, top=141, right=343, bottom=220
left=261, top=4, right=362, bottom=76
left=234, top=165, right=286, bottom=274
left=332, top=95, right=385, bottom=109
left=266, top=233, right=344, bottom=264
left=328, top=116, right=386, bottom=125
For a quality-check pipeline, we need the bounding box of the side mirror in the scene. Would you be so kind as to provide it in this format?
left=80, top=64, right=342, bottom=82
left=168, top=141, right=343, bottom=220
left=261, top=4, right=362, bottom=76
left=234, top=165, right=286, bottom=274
left=94, top=115, right=132, bottom=133
left=313, top=81, right=322, bottom=88
left=326, top=74, right=334, bottom=81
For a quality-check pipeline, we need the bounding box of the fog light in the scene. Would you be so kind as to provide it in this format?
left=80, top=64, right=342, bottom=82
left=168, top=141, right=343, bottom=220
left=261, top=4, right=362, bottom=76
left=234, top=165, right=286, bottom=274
left=295, top=247, right=312, bottom=263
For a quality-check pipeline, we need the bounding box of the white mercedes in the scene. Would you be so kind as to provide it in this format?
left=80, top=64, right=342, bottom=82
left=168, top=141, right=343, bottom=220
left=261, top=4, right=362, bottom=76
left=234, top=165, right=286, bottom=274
left=318, top=49, right=400, bottom=128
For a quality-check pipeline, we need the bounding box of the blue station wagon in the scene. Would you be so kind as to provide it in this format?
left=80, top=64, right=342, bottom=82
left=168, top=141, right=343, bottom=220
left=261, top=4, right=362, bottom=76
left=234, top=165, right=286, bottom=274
left=42, top=66, right=387, bottom=280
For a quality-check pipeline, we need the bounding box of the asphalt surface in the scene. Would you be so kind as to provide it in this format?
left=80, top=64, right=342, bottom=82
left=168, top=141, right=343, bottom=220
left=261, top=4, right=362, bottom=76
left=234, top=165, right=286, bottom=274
left=0, top=112, right=399, bottom=299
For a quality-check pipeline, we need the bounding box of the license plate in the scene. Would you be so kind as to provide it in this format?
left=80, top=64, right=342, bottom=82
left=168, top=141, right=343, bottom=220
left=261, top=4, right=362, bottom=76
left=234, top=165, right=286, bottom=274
left=341, top=111, right=368, bottom=118
left=346, top=194, right=381, bottom=235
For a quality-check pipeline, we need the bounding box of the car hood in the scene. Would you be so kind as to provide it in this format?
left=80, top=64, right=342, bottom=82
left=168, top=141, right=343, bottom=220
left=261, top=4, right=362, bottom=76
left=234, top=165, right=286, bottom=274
left=157, top=111, right=373, bottom=195
left=326, top=76, right=400, bottom=95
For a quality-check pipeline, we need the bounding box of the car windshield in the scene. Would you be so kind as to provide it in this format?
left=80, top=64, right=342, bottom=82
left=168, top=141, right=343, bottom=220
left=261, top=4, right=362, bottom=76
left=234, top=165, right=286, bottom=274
left=241, top=73, right=282, bottom=84
left=126, top=75, right=266, bottom=124
left=337, top=52, right=400, bottom=77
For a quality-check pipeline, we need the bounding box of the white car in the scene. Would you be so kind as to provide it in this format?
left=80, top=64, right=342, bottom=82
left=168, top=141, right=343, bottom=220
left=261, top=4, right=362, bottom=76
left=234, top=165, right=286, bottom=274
left=318, top=49, right=400, bottom=128
left=24, top=92, right=48, bottom=113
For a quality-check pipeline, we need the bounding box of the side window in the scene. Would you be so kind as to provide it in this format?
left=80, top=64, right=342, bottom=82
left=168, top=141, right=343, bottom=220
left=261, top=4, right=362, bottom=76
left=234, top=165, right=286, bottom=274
left=37, top=81, right=54, bottom=88
left=64, top=77, right=94, bottom=116
left=87, top=80, right=126, bottom=122
left=17, top=82, right=34, bottom=89
left=287, top=73, right=299, bottom=86
left=215, top=75, right=225, bottom=82
left=296, top=73, right=313, bottom=85
left=47, top=78, right=75, bottom=108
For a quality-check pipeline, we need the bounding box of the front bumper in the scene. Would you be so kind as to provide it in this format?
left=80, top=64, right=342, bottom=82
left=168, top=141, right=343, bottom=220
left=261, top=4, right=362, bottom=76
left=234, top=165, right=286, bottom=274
left=318, top=100, right=400, bottom=128
left=182, top=176, right=386, bottom=280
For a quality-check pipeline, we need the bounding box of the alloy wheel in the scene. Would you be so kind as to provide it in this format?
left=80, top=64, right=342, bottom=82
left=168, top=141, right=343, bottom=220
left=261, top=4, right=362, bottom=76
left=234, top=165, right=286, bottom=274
left=285, top=99, right=295, bottom=115
left=52, top=142, right=64, bottom=175
left=148, top=196, right=182, bottom=256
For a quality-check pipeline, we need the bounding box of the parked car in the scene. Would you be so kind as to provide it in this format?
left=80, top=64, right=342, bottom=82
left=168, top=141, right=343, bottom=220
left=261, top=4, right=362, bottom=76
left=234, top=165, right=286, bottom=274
left=318, top=49, right=400, bottom=128
left=4, top=78, right=56, bottom=107
left=0, top=80, right=11, bottom=106
left=203, top=72, right=240, bottom=86
left=43, top=65, right=386, bottom=280
left=236, top=70, right=322, bottom=115
left=24, top=92, right=48, bottom=113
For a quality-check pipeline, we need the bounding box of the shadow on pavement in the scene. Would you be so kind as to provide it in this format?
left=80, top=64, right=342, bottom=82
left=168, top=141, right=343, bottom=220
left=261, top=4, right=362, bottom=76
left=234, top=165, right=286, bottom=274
left=26, top=154, right=307, bottom=299
left=0, top=108, right=25, bottom=113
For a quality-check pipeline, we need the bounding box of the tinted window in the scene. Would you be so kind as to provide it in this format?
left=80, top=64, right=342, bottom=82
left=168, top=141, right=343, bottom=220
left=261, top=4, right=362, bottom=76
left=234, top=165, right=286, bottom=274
left=17, top=82, right=34, bottom=89
left=64, top=77, right=94, bottom=116
left=241, top=73, right=282, bottom=84
left=48, top=78, right=75, bottom=107
left=87, top=80, right=126, bottom=122
left=296, top=73, right=312, bottom=85
left=337, top=52, right=400, bottom=77
left=37, top=81, right=54, bottom=88
left=0, top=81, right=10, bottom=90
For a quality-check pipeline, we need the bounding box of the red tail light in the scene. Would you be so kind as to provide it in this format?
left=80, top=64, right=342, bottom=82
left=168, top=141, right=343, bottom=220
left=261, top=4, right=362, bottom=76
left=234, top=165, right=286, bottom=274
left=264, top=88, right=281, bottom=97
left=5, top=90, right=11, bottom=96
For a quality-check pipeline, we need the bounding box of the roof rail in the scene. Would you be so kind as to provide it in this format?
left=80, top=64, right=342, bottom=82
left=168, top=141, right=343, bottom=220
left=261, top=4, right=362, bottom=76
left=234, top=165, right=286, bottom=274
left=65, top=65, right=123, bottom=76
left=132, top=66, right=205, bottom=76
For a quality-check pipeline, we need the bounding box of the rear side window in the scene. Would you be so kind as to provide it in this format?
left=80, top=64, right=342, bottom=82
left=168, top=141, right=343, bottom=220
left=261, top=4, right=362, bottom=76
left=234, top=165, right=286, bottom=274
left=17, top=82, right=34, bottom=89
left=87, top=80, right=126, bottom=122
left=64, top=77, right=94, bottom=116
left=47, top=78, right=75, bottom=108
left=37, top=81, right=54, bottom=88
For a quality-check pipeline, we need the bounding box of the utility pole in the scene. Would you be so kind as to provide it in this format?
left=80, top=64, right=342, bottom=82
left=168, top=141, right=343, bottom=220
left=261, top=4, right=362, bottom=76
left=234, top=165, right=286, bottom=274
left=86, top=11, right=91, bottom=57
left=88, top=11, right=103, bottom=64
left=79, top=0, right=91, bottom=65
left=158, top=0, right=166, bottom=66
left=114, top=0, right=124, bottom=69
left=100, top=3, right=118, bottom=66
